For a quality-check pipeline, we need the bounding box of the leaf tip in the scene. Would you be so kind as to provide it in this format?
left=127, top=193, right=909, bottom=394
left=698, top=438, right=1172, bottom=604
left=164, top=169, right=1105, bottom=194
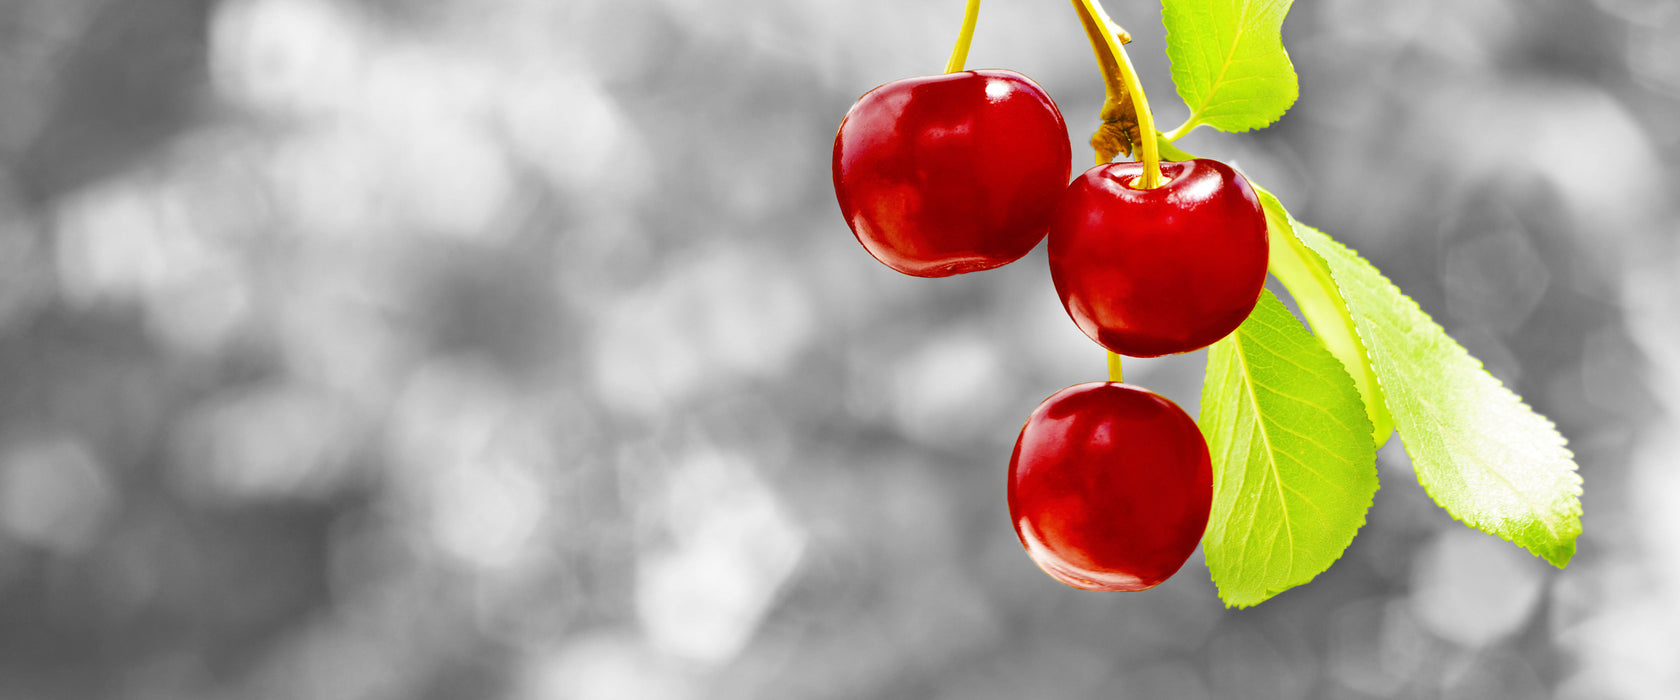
left=1544, top=542, right=1577, bottom=569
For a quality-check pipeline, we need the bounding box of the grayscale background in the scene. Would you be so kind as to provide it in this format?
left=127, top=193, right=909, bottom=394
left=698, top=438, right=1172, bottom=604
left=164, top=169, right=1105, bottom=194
left=0, top=0, right=1676, bottom=697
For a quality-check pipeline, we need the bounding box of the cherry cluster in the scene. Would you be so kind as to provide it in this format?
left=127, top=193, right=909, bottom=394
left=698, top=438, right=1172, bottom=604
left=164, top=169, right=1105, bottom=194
left=832, top=69, right=1268, bottom=591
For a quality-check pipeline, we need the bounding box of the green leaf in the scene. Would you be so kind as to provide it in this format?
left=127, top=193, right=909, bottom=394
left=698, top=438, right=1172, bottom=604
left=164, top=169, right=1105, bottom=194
left=1291, top=222, right=1583, bottom=567
left=1162, top=0, right=1299, bottom=135
left=1199, top=289, right=1378, bottom=607
left=1256, top=189, right=1394, bottom=445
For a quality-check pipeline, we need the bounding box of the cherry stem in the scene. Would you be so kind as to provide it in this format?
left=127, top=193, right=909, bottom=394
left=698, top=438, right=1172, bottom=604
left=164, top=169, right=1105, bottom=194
left=1112, top=42, right=1162, bottom=188
left=1071, top=0, right=1163, bottom=188
left=945, top=0, right=982, bottom=73
left=1077, top=0, right=1148, bottom=385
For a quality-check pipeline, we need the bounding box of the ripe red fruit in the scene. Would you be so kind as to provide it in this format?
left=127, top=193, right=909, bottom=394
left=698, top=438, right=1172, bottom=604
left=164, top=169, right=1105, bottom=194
left=1008, top=382, right=1212, bottom=591
left=1048, top=158, right=1268, bottom=357
left=833, top=70, right=1072, bottom=277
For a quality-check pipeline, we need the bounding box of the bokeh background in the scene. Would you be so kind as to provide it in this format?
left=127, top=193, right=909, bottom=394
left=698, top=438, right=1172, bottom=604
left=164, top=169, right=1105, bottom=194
left=0, top=0, right=1676, bottom=697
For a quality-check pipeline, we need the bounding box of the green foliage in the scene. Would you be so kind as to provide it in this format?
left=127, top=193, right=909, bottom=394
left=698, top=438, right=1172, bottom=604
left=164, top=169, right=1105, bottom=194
left=1289, top=222, right=1584, bottom=567
left=1256, top=190, right=1394, bottom=445
left=1199, top=290, right=1378, bottom=607
left=1162, top=0, right=1298, bottom=134
left=1104, top=0, right=1584, bottom=603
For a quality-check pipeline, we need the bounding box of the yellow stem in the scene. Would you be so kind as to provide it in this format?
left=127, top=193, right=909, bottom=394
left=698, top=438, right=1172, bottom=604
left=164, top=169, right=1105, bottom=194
left=945, top=0, right=982, bottom=73
left=1107, top=351, right=1125, bottom=383
left=1113, top=44, right=1161, bottom=188
left=1070, top=0, right=1124, bottom=104
left=1071, top=0, right=1162, bottom=188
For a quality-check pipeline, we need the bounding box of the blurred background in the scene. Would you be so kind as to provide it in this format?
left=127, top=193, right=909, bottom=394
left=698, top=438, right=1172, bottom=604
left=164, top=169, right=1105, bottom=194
left=0, top=0, right=1675, bottom=697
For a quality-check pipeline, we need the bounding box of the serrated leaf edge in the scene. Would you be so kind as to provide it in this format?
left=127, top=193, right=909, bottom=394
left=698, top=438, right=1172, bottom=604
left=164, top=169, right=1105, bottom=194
left=1164, top=0, right=1300, bottom=134
left=1293, top=226, right=1583, bottom=568
left=1257, top=189, right=1396, bottom=445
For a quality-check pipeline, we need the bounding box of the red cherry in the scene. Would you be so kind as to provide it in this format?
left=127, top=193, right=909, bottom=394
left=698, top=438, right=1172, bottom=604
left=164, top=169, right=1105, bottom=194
left=1048, top=159, right=1268, bottom=357
left=833, top=70, right=1072, bottom=277
left=1008, top=382, right=1212, bottom=592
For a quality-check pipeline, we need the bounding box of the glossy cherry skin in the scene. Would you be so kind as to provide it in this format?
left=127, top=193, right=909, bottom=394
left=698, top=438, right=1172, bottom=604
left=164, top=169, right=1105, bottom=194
left=1008, top=382, right=1212, bottom=591
left=833, top=70, right=1071, bottom=277
left=1048, top=159, right=1268, bottom=357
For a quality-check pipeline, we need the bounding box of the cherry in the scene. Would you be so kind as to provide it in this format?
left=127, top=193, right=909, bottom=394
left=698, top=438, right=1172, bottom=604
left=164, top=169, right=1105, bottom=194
left=1048, top=158, right=1268, bottom=357
left=1008, top=382, right=1212, bottom=591
left=832, top=70, right=1072, bottom=277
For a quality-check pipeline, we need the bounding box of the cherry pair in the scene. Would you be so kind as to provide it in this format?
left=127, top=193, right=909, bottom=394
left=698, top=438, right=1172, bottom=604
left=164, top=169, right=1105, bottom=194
left=832, top=69, right=1263, bottom=591
left=832, top=69, right=1267, bottom=358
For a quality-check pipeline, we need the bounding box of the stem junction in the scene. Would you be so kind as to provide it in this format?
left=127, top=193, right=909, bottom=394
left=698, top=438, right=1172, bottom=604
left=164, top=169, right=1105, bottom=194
left=1070, top=0, right=1163, bottom=188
